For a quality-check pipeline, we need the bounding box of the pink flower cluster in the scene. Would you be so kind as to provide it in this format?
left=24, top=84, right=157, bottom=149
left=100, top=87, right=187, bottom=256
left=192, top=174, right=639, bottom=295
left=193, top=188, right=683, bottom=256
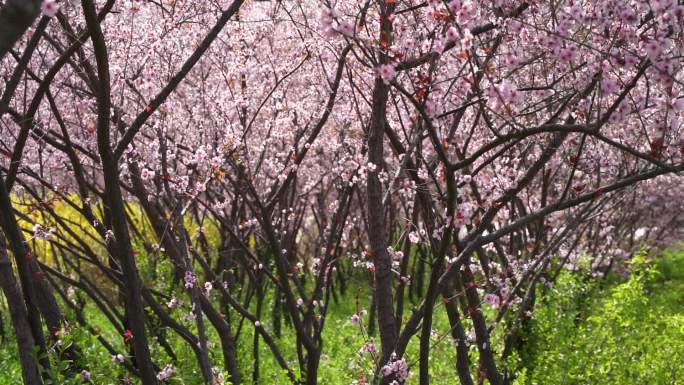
left=488, top=80, right=523, bottom=115
left=156, top=364, right=175, bottom=381
left=41, top=0, right=59, bottom=17
left=380, top=353, right=409, bottom=383
left=184, top=271, right=197, bottom=289
left=376, top=64, right=397, bottom=84
left=319, top=8, right=354, bottom=37
left=483, top=293, right=501, bottom=309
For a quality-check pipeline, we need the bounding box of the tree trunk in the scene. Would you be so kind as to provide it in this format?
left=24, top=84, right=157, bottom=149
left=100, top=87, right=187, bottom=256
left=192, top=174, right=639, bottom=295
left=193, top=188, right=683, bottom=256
left=81, top=0, right=157, bottom=382
left=367, top=74, right=398, bottom=381
left=0, top=0, right=42, bottom=61
left=0, top=235, right=42, bottom=385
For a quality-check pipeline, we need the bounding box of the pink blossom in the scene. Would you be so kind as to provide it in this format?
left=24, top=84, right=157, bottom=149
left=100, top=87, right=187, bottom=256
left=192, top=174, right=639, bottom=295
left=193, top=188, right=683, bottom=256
left=112, top=354, right=125, bottom=363
left=425, top=98, right=440, bottom=117
left=337, top=21, right=354, bottom=37
left=167, top=298, right=181, bottom=309
left=558, top=46, right=578, bottom=64
left=376, top=64, right=396, bottom=84
left=500, top=286, right=510, bottom=299
left=483, top=293, right=500, bottom=308
left=446, top=27, right=459, bottom=42
left=460, top=29, right=473, bottom=50
left=380, top=354, right=409, bottom=381
left=643, top=39, right=664, bottom=61
left=140, top=168, right=155, bottom=181
left=408, top=231, right=420, bottom=244
left=80, top=370, right=91, bottom=380
left=319, top=8, right=340, bottom=37
left=184, top=271, right=197, bottom=289
left=156, top=364, right=175, bottom=381
left=41, top=0, right=59, bottom=17
left=448, top=0, right=462, bottom=12
left=32, top=223, right=54, bottom=240
left=360, top=340, right=378, bottom=353
left=600, top=78, right=620, bottom=94
left=433, top=39, right=445, bottom=54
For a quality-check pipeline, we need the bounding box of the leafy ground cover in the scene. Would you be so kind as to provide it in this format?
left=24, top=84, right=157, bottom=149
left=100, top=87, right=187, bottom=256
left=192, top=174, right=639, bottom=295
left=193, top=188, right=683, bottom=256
left=518, top=249, right=684, bottom=385
left=2, top=250, right=683, bottom=384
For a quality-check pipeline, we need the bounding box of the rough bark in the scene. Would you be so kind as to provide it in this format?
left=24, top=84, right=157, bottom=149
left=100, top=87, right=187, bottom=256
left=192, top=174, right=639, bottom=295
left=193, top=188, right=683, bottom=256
left=0, top=235, right=42, bottom=385
left=81, top=0, right=158, bottom=382
left=0, top=0, right=42, bottom=61
left=367, top=75, right=398, bottom=366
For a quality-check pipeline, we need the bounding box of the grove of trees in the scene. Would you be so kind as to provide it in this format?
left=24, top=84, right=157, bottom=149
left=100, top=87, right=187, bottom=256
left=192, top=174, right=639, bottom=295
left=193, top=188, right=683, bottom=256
left=0, top=0, right=682, bottom=384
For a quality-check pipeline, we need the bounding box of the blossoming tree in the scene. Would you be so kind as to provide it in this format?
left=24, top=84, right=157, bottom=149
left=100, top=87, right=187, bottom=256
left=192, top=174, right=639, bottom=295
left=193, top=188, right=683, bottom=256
left=0, top=0, right=682, bottom=384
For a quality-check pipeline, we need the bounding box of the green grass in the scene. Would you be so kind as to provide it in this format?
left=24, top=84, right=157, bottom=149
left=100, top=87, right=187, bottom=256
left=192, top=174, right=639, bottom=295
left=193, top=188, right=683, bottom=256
left=2, top=249, right=684, bottom=384
left=0, top=274, right=459, bottom=384
left=518, top=249, right=684, bottom=385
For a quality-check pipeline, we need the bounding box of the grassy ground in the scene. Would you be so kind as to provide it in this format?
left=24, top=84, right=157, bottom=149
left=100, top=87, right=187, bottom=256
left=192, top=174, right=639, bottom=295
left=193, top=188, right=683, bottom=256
left=1, top=249, right=683, bottom=384
left=518, top=249, right=684, bottom=385
left=0, top=273, right=460, bottom=384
